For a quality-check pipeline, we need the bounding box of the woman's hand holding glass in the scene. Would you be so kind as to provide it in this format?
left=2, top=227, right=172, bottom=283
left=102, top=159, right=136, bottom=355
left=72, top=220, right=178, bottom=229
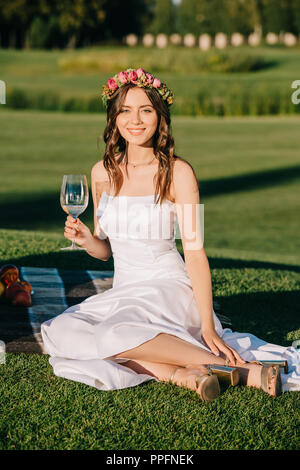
left=64, top=215, right=94, bottom=249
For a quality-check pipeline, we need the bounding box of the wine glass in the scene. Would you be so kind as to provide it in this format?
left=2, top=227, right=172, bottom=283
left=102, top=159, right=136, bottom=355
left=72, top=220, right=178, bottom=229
left=60, top=174, right=89, bottom=250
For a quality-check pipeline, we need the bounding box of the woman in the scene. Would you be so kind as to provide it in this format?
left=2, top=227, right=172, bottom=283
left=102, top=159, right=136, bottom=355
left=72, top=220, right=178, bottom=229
left=41, top=68, right=300, bottom=401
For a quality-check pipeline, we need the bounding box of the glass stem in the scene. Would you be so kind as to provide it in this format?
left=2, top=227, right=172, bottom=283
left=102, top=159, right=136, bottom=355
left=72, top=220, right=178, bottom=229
left=71, top=216, right=77, bottom=249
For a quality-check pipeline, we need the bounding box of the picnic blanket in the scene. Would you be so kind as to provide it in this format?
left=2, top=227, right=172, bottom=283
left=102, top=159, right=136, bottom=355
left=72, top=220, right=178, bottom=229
left=0, top=267, right=114, bottom=354
left=0, top=266, right=230, bottom=354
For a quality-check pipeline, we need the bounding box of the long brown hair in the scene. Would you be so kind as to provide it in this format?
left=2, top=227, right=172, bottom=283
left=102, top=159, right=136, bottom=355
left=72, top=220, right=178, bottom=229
left=99, top=82, right=179, bottom=205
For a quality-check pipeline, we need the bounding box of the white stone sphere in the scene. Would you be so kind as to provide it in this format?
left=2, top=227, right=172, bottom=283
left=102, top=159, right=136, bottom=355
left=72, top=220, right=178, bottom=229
left=125, top=34, right=138, bottom=47
left=170, top=33, right=182, bottom=46
left=215, top=32, right=227, bottom=49
left=231, top=32, right=244, bottom=47
left=199, top=34, right=211, bottom=50
left=266, top=32, right=278, bottom=45
left=156, top=33, right=168, bottom=48
left=283, top=32, right=297, bottom=47
left=142, top=34, right=155, bottom=47
left=248, top=32, right=260, bottom=46
left=183, top=33, right=196, bottom=47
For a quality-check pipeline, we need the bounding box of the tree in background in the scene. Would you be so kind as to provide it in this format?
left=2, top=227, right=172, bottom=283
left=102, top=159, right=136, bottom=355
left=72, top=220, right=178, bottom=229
left=0, top=0, right=32, bottom=48
left=148, top=0, right=177, bottom=35
left=178, top=0, right=299, bottom=37
left=178, top=0, right=201, bottom=35
left=261, top=0, right=286, bottom=34
left=27, top=17, right=48, bottom=48
left=46, top=0, right=108, bottom=48
left=250, top=0, right=299, bottom=36
left=103, top=0, right=153, bottom=41
left=226, top=0, right=258, bottom=36
left=0, top=0, right=152, bottom=48
left=0, top=0, right=299, bottom=49
left=294, top=0, right=300, bottom=35
left=179, top=0, right=258, bottom=36
left=26, top=0, right=71, bottom=49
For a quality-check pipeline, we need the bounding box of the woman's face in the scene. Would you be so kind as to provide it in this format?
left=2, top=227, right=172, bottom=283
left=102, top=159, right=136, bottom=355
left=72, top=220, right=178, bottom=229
left=116, top=87, right=158, bottom=147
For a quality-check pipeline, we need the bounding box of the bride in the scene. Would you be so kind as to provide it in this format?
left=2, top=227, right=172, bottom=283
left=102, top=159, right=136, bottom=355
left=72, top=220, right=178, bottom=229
left=41, top=68, right=300, bottom=401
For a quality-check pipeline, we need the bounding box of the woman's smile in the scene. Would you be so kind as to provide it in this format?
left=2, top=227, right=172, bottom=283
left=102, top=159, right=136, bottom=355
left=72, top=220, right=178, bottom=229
left=127, top=128, right=146, bottom=136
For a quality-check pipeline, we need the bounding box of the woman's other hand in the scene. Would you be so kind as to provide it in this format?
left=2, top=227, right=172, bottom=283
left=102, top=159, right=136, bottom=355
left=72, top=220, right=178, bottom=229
left=201, top=327, right=245, bottom=366
left=64, top=215, right=94, bottom=248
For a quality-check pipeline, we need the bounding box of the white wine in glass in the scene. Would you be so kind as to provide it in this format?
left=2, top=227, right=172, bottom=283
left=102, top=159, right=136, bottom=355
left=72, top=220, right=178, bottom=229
left=60, top=174, right=89, bottom=250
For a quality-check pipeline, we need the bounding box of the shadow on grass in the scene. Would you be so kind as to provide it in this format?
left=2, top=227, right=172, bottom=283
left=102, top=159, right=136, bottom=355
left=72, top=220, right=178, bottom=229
left=199, top=164, right=300, bottom=198
left=1, top=249, right=299, bottom=274
left=250, top=58, right=277, bottom=72
left=0, top=190, right=94, bottom=231
left=1, top=164, right=300, bottom=231
left=217, top=289, right=300, bottom=347
left=0, top=250, right=114, bottom=271
left=208, top=256, right=300, bottom=274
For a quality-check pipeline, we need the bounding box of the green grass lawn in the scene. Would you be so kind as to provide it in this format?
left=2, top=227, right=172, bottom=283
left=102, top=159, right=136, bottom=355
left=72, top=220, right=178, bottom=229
left=1, top=353, right=299, bottom=450
left=0, top=108, right=299, bottom=450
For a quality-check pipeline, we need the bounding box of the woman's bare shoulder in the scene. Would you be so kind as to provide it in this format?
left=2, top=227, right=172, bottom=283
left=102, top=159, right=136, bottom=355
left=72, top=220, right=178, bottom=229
left=172, top=156, right=198, bottom=199
left=91, top=153, right=122, bottom=182
left=91, top=160, right=109, bottom=182
left=173, top=156, right=197, bottom=182
left=173, top=156, right=196, bottom=172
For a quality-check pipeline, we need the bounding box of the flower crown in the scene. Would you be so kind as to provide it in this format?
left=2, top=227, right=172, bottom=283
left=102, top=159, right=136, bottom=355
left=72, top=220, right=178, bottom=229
left=101, top=68, right=174, bottom=109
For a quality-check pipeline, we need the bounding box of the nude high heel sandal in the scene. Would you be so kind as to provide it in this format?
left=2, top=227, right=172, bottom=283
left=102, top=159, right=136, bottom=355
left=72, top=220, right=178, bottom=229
left=260, top=365, right=282, bottom=397
left=169, top=367, right=221, bottom=402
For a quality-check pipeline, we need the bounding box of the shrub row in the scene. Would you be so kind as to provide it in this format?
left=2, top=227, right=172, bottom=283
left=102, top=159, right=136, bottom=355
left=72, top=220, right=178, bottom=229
left=58, top=49, right=274, bottom=74
left=6, top=87, right=105, bottom=113
left=4, top=84, right=300, bottom=117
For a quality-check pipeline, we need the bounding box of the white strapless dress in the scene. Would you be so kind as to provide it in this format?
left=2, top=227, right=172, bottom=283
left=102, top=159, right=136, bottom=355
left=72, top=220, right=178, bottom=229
left=41, top=192, right=300, bottom=392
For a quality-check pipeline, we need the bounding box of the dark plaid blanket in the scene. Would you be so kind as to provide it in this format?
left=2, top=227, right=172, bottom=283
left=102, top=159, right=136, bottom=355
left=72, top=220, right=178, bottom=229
left=0, top=267, right=114, bottom=353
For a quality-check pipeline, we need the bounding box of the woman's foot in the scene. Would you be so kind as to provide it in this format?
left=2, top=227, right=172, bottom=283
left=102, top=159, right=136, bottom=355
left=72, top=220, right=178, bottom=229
left=169, top=366, right=221, bottom=402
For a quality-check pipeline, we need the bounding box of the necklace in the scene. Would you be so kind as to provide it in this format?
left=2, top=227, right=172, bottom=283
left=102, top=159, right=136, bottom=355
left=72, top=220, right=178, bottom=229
left=127, top=156, right=156, bottom=168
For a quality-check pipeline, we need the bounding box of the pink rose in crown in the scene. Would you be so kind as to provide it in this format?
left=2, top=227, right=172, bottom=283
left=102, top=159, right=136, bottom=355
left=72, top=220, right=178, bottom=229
left=128, top=70, right=138, bottom=83
left=145, top=73, right=154, bottom=85
left=136, top=68, right=146, bottom=78
left=108, top=78, right=118, bottom=91
left=153, top=78, right=161, bottom=88
left=117, top=71, right=128, bottom=84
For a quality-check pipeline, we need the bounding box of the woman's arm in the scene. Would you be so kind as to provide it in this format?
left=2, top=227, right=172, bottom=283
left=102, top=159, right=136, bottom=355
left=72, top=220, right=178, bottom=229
left=173, top=159, right=244, bottom=364
left=184, top=249, right=215, bottom=331
left=82, top=231, right=112, bottom=261
left=173, top=160, right=213, bottom=328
